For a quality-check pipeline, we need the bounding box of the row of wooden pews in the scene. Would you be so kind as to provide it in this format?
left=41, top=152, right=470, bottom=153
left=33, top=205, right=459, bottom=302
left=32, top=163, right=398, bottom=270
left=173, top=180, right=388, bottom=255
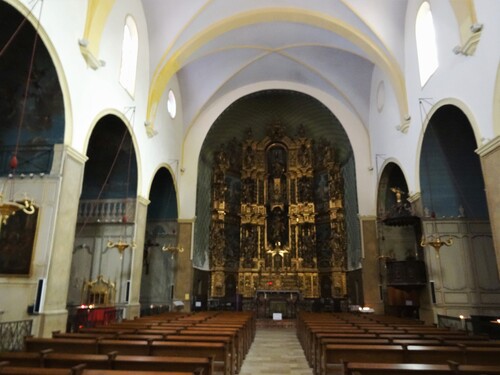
left=0, top=311, right=256, bottom=375
left=0, top=361, right=203, bottom=374
left=298, top=312, right=500, bottom=375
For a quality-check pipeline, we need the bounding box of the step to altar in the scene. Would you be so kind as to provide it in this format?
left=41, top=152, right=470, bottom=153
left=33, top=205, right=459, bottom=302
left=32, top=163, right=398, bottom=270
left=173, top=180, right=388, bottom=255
left=256, top=318, right=296, bottom=328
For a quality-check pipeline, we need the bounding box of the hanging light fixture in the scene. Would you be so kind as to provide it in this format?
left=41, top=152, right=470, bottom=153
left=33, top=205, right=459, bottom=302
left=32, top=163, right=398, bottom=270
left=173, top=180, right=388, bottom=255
left=420, top=117, right=454, bottom=257
left=0, top=181, right=35, bottom=232
left=162, top=226, right=184, bottom=256
left=107, top=110, right=137, bottom=256
left=0, top=1, right=43, bottom=233
left=420, top=233, right=453, bottom=256
left=107, top=237, right=136, bottom=257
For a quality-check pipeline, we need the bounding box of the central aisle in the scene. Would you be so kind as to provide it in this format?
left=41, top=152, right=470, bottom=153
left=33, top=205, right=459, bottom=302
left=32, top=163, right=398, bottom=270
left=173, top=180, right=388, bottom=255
left=238, top=328, right=313, bottom=375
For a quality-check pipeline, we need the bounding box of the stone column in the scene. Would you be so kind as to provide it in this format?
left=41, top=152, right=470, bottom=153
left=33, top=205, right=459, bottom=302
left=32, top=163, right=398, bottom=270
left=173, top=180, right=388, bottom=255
left=359, top=216, right=384, bottom=313
left=174, top=219, right=194, bottom=312
left=125, top=195, right=149, bottom=319
left=38, top=146, right=87, bottom=337
left=476, top=136, right=500, bottom=276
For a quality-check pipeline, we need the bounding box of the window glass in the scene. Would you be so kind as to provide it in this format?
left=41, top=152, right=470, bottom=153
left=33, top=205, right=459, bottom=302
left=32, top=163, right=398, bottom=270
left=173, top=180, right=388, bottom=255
left=119, top=16, right=138, bottom=96
left=416, top=2, right=439, bottom=86
left=167, top=89, right=177, bottom=119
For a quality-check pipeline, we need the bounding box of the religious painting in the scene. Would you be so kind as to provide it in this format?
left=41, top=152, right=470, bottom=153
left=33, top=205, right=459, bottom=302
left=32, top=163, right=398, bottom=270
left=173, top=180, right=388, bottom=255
left=0, top=206, right=39, bottom=276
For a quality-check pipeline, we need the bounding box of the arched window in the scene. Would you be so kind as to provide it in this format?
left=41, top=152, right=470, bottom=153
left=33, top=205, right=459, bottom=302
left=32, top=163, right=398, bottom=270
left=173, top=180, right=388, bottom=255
left=167, top=89, right=177, bottom=119
left=415, top=2, right=439, bottom=86
left=119, top=16, right=138, bottom=96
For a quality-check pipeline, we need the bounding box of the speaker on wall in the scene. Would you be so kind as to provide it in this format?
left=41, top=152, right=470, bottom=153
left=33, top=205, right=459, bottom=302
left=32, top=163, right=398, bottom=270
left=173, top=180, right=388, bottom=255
left=430, top=281, right=436, bottom=304
left=125, top=280, right=131, bottom=303
left=34, top=278, right=46, bottom=313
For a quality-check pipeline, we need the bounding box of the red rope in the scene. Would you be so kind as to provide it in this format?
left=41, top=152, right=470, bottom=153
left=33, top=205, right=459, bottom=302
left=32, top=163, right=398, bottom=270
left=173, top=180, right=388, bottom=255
left=0, top=0, right=40, bottom=57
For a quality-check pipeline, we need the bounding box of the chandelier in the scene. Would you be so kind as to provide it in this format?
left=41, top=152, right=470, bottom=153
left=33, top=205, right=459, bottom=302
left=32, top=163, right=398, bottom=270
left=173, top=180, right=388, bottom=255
left=107, top=237, right=136, bottom=258
left=0, top=1, right=42, bottom=233
left=162, top=227, right=184, bottom=257
left=0, top=192, right=35, bottom=232
left=420, top=234, right=453, bottom=256
left=162, top=244, right=184, bottom=254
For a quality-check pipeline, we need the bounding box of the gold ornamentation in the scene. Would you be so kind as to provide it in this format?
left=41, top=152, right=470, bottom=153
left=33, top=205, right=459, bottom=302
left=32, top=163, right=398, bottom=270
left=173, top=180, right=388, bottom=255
left=107, top=238, right=136, bottom=256
left=421, top=234, right=453, bottom=255
left=0, top=192, right=35, bottom=232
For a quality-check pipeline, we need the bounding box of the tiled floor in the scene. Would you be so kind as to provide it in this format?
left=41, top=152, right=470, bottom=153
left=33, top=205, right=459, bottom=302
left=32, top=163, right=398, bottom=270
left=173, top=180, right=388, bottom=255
left=239, top=328, right=313, bottom=375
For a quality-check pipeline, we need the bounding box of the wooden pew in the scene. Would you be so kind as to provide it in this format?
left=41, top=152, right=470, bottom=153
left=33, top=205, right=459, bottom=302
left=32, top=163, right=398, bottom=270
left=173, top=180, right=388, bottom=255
left=165, top=335, right=235, bottom=374
left=343, top=361, right=500, bottom=375
left=343, top=362, right=453, bottom=375
left=404, top=345, right=465, bottom=364
left=321, top=344, right=405, bottom=374
left=25, top=338, right=98, bottom=354
left=132, top=329, right=180, bottom=337
left=177, top=330, right=242, bottom=370
left=82, top=371, right=203, bottom=375
left=0, top=352, right=44, bottom=367
left=0, top=367, right=74, bottom=375
left=462, top=346, right=500, bottom=365
left=25, top=334, right=233, bottom=374
left=82, top=371, right=204, bottom=375
left=1, top=352, right=214, bottom=375
left=42, top=352, right=115, bottom=369
left=112, top=355, right=213, bottom=375
left=0, top=362, right=84, bottom=375
left=52, top=332, right=118, bottom=340
left=97, top=340, right=151, bottom=356
left=150, top=341, right=231, bottom=375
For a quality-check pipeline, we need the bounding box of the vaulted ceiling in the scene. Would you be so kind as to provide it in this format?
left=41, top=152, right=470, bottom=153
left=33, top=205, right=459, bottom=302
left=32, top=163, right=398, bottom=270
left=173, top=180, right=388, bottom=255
left=141, top=0, right=409, bottom=136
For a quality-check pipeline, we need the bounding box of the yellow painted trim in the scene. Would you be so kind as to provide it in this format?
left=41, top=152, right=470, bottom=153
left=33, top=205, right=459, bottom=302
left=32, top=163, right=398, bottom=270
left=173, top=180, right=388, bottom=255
left=494, top=63, right=500, bottom=136
left=82, top=0, right=115, bottom=59
left=184, top=46, right=366, bottom=137
left=450, top=0, right=477, bottom=44
left=147, top=7, right=408, bottom=129
left=152, top=0, right=214, bottom=82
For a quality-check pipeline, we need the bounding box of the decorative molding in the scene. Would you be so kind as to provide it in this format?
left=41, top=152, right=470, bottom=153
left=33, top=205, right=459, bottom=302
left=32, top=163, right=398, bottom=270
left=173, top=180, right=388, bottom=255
left=407, top=192, right=421, bottom=204
left=475, top=135, right=500, bottom=157
left=144, top=121, right=158, bottom=138
left=396, top=115, right=411, bottom=134
left=136, top=195, right=151, bottom=207
left=79, top=39, right=105, bottom=70
left=453, top=27, right=483, bottom=56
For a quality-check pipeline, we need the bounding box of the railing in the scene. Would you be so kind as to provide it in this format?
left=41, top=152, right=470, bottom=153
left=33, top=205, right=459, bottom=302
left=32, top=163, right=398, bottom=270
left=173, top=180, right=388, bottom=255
left=0, top=319, right=33, bottom=351
left=78, top=198, right=136, bottom=223
left=386, top=260, right=427, bottom=286
left=437, top=314, right=471, bottom=333
left=0, top=145, right=53, bottom=175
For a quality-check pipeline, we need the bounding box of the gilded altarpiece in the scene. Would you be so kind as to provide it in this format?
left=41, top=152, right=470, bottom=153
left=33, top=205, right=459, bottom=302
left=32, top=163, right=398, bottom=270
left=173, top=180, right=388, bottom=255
left=209, top=123, right=347, bottom=301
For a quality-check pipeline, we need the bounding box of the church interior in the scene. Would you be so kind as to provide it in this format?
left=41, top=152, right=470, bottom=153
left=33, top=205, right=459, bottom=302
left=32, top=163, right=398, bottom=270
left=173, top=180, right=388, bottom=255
left=1, top=0, right=500, bottom=373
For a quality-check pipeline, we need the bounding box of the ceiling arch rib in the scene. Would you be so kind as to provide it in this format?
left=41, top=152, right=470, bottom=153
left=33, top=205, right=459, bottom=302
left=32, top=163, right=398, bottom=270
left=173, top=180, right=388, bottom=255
left=178, top=46, right=373, bottom=131
left=145, top=8, right=408, bottom=132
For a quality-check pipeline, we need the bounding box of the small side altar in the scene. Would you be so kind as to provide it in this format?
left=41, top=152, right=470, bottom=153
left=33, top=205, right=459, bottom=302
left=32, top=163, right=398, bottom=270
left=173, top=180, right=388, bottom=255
left=255, top=289, right=299, bottom=319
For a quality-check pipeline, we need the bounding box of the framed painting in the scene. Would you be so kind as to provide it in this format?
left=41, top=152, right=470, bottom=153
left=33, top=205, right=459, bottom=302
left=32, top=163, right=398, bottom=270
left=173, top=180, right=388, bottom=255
left=0, top=206, right=39, bottom=276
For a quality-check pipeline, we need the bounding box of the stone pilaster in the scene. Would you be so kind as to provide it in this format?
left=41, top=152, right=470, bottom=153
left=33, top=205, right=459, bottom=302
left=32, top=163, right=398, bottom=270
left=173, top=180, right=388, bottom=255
left=38, top=146, right=87, bottom=337
left=174, top=220, right=194, bottom=312
left=476, top=136, right=500, bottom=277
left=125, top=195, right=149, bottom=319
left=359, top=216, right=384, bottom=313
